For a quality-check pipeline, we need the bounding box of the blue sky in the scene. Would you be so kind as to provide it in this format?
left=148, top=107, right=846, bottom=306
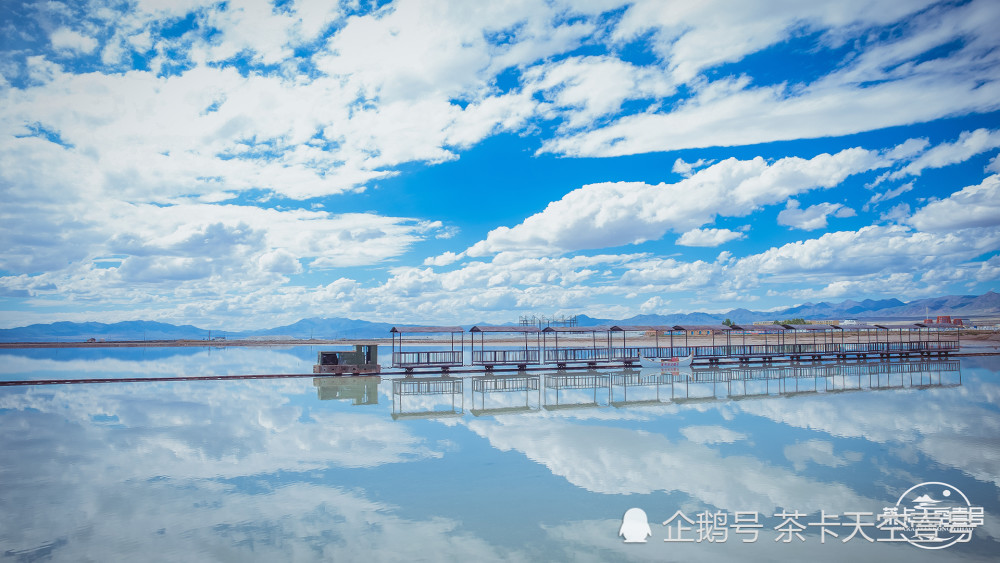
left=1, top=0, right=999, bottom=330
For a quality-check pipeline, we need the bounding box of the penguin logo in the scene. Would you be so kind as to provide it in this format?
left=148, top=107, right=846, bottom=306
left=619, top=508, right=653, bottom=543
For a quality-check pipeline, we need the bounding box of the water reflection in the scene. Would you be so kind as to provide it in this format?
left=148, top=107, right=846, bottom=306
left=543, top=372, right=609, bottom=410
left=390, top=376, right=464, bottom=419
left=1, top=349, right=997, bottom=562
left=367, top=359, right=964, bottom=416
left=313, top=375, right=380, bottom=405
left=470, top=374, right=540, bottom=416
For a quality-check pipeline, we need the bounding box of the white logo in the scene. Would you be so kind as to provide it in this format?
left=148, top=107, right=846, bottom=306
left=893, top=482, right=982, bottom=549
left=620, top=508, right=653, bottom=543
left=618, top=481, right=984, bottom=548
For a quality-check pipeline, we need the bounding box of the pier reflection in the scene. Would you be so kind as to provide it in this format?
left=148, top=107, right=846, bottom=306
left=358, top=359, right=963, bottom=420
left=543, top=372, right=609, bottom=410
left=391, top=376, right=464, bottom=419
left=313, top=375, right=381, bottom=405
left=470, top=373, right=540, bottom=416
left=609, top=369, right=675, bottom=407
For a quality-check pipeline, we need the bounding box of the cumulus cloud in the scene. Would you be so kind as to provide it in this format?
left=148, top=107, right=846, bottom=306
left=423, top=251, right=465, bottom=267
left=3, top=0, right=999, bottom=328
left=864, top=182, right=913, bottom=211
left=524, top=55, right=676, bottom=130
left=672, top=157, right=713, bottom=178
left=887, top=128, right=1000, bottom=181
left=49, top=27, right=99, bottom=54
left=466, top=148, right=884, bottom=256
left=879, top=203, right=911, bottom=224
left=988, top=154, right=1000, bottom=173
left=639, top=295, right=669, bottom=314
left=734, top=224, right=1000, bottom=281
left=777, top=200, right=855, bottom=230
left=676, top=228, right=745, bottom=247
left=542, top=1, right=1000, bottom=156
left=907, top=174, right=1000, bottom=231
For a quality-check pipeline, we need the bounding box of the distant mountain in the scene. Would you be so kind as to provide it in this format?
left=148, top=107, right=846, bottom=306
left=569, top=292, right=999, bottom=327
left=860, top=292, right=1000, bottom=318
left=1, top=292, right=996, bottom=342
left=0, top=317, right=399, bottom=343
left=780, top=298, right=907, bottom=319
left=0, top=320, right=213, bottom=342
left=227, top=317, right=397, bottom=340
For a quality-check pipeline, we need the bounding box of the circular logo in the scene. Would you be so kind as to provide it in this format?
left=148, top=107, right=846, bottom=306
left=895, top=482, right=973, bottom=549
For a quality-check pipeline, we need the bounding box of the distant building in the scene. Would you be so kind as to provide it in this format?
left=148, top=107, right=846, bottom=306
left=923, top=316, right=963, bottom=326
left=687, top=328, right=715, bottom=336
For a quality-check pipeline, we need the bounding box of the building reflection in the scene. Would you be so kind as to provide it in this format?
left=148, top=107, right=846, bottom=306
left=313, top=375, right=381, bottom=405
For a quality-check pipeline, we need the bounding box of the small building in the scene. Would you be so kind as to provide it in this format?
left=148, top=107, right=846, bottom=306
left=313, top=344, right=380, bottom=375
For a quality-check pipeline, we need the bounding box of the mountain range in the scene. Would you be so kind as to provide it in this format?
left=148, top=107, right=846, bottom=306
left=1, top=291, right=997, bottom=342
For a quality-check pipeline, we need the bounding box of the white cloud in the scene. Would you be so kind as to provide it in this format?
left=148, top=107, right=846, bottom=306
left=882, top=137, right=930, bottom=161
left=676, top=228, right=745, bottom=247
left=864, top=182, right=913, bottom=210
left=988, top=154, right=1000, bottom=173
left=542, top=74, right=1000, bottom=157
left=423, top=251, right=465, bottom=267
left=543, top=1, right=1000, bottom=157
left=777, top=200, right=855, bottom=231
left=467, top=148, right=884, bottom=256
left=907, top=174, right=1000, bottom=231
left=672, top=157, right=713, bottom=178
left=879, top=203, right=911, bottom=224
left=524, top=55, right=675, bottom=130
left=49, top=27, right=99, bottom=54
left=734, top=224, right=1000, bottom=280
left=466, top=417, right=870, bottom=513
left=613, top=0, right=935, bottom=83
left=784, top=439, right=858, bottom=472
left=639, top=295, right=668, bottom=314
left=888, top=128, right=1000, bottom=181
left=680, top=425, right=748, bottom=444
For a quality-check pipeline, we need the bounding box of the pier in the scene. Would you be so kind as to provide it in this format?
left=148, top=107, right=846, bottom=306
left=389, top=323, right=960, bottom=372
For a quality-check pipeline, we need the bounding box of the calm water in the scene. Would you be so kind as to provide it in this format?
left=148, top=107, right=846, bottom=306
left=1, top=346, right=998, bottom=562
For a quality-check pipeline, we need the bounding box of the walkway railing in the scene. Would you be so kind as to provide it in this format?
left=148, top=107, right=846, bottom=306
left=392, top=351, right=463, bottom=368
left=544, top=347, right=610, bottom=363
left=472, top=349, right=540, bottom=366
left=390, top=339, right=956, bottom=369
left=611, top=340, right=958, bottom=362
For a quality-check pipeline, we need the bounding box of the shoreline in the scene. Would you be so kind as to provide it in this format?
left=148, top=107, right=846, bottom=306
left=1, top=331, right=998, bottom=351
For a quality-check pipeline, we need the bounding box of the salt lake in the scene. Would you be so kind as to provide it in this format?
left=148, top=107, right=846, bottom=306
left=1, top=346, right=998, bottom=561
